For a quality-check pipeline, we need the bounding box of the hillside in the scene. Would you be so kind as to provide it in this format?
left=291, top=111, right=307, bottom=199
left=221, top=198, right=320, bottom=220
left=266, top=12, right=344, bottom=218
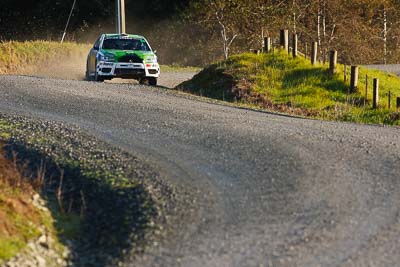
left=178, top=51, right=400, bottom=125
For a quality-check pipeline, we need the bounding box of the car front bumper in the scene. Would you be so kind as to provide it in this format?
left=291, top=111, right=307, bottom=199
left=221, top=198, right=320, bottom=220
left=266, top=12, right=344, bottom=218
left=97, top=62, right=160, bottom=78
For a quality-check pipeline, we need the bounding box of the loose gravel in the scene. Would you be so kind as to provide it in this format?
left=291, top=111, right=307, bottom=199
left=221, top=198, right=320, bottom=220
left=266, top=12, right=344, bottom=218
left=0, top=75, right=400, bottom=266
left=363, top=64, right=400, bottom=76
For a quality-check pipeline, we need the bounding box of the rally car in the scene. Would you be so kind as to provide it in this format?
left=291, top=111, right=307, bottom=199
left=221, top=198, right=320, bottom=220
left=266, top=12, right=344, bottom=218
left=86, top=33, right=160, bottom=85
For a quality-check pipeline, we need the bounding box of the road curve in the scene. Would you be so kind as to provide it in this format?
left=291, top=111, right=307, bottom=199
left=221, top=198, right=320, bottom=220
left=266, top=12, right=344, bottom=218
left=1, top=75, right=400, bottom=267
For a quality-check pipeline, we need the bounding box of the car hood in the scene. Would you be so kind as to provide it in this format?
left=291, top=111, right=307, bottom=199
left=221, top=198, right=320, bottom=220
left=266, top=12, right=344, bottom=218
left=101, top=49, right=155, bottom=62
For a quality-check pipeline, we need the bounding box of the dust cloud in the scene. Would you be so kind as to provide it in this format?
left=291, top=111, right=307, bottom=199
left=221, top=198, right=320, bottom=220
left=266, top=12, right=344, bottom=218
left=33, top=53, right=87, bottom=81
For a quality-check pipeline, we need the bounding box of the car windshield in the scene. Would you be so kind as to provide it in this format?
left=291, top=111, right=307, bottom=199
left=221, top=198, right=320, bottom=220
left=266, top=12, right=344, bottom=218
left=102, top=38, right=151, bottom=51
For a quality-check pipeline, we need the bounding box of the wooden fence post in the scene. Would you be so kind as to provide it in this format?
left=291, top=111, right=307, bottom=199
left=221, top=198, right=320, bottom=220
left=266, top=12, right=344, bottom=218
left=292, top=34, right=298, bottom=58
left=373, top=78, right=379, bottom=109
left=280, top=29, right=289, bottom=53
left=397, top=97, right=400, bottom=109
left=329, top=50, right=337, bottom=75
left=344, top=64, right=347, bottom=83
left=305, top=43, right=308, bottom=59
left=350, top=66, right=359, bottom=93
left=311, top=42, right=318, bottom=65
left=388, top=91, right=391, bottom=109
left=264, top=37, right=271, bottom=53
left=364, top=74, right=368, bottom=107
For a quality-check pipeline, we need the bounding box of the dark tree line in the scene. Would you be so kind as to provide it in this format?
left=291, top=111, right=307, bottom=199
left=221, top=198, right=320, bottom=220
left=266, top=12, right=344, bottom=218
left=1, top=0, right=400, bottom=65
left=0, top=0, right=188, bottom=40
left=1, top=0, right=109, bottom=40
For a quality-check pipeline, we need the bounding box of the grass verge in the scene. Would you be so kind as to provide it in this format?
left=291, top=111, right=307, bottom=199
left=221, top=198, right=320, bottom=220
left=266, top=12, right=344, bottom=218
left=161, top=64, right=201, bottom=73
left=178, top=51, right=400, bottom=125
left=0, top=144, right=52, bottom=261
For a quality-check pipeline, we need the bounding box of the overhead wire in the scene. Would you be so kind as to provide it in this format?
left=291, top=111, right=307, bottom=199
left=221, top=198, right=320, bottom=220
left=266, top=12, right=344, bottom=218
left=61, top=0, right=77, bottom=43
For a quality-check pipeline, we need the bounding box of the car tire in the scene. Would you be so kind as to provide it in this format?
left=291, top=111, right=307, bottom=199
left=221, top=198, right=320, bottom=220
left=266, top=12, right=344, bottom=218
left=148, top=77, right=157, bottom=86
left=139, top=77, right=157, bottom=86
left=139, top=78, right=148, bottom=85
left=94, top=60, right=104, bottom=82
left=95, top=73, right=105, bottom=82
left=85, top=68, right=92, bottom=81
left=85, top=61, right=92, bottom=81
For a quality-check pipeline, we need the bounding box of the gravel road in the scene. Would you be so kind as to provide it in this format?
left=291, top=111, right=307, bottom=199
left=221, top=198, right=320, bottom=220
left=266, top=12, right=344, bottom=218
left=363, top=64, right=400, bottom=76
left=0, top=75, right=400, bottom=267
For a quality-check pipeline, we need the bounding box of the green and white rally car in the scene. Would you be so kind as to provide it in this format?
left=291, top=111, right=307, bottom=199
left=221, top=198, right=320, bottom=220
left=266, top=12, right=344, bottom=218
left=86, top=33, right=160, bottom=85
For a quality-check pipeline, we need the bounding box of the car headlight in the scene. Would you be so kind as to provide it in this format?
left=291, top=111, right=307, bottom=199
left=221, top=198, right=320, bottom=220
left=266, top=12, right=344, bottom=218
left=98, top=53, right=115, bottom=62
left=145, top=56, right=157, bottom=63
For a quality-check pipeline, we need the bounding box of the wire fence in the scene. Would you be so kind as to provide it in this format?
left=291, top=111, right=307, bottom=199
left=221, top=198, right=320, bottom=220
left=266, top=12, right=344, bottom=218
left=250, top=29, right=400, bottom=110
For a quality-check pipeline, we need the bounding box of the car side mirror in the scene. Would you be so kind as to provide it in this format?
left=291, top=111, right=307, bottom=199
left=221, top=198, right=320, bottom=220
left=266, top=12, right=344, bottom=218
left=93, top=46, right=99, bottom=50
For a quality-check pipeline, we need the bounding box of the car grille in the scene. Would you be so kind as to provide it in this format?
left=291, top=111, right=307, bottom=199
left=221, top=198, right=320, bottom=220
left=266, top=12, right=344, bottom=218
left=119, top=54, right=143, bottom=63
left=101, top=68, right=112, bottom=73
left=115, top=69, right=145, bottom=75
left=148, top=69, right=158, bottom=74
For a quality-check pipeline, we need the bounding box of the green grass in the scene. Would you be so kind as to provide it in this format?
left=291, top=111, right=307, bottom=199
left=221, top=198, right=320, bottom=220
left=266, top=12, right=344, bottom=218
left=178, top=50, right=400, bottom=125
left=0, top=237, right=26, bottom=260
left=0, top=205, right=42, bottom=261
left=0, top=184, right=42, bottom=261
left=0, top=41, right=90, bottom=74
left=161, top=64, right=201, bottom=73
left=0, top=121, right=12, bottom=139
left=0, top=192, right=64, bottom=262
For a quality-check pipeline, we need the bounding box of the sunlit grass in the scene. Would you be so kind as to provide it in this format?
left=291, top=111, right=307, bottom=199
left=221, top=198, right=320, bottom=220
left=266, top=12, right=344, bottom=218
left=179, top=50, right=400, bottom=125
left=0, top=149, right=42, bottom=261
left=161, top=65, right=201, bottom=72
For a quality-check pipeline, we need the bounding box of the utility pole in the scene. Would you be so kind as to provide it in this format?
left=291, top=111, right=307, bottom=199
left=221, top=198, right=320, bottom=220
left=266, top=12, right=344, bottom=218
left=383, top=7, right=387, bottom=64
left=116, top=0, right=126, bottom=34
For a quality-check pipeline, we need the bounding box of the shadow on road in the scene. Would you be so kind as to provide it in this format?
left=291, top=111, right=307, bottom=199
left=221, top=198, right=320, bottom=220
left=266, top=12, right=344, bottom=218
left=4, top=142, right=155, bottom=267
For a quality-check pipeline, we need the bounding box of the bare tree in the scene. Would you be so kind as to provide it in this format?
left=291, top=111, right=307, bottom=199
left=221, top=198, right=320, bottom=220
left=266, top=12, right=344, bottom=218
left=188, top=0, right=242, bottom=60
left=212, top=2, right=239, bottom=60
left=185, top=0, right=400, bottom=64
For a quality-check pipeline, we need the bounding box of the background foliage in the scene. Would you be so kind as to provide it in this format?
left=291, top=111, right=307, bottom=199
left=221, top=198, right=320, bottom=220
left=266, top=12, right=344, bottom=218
left=1, top=0, right=400, bottom=66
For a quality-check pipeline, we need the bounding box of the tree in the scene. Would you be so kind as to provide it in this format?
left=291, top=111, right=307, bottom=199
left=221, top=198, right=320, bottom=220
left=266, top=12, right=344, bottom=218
left=188, top=0, right=244, bottom=59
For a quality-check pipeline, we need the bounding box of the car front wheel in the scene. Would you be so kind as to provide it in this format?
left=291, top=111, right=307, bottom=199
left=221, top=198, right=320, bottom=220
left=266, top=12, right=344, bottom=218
left=139, top=77, right=157, bottom=86
left=149, top=77, right=157, bottom=86
left=85, top=69, right=92, bottom=81
left=85, top=61, right=93, bottom=81
left=94, top=73, right=104, bottom=82
left=94, top=60, right=104, bottom=82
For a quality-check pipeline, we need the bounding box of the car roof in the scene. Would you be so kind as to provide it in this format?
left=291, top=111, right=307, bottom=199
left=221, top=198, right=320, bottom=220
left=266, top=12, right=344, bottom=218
left=103, top=33, right=145, bottom=39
